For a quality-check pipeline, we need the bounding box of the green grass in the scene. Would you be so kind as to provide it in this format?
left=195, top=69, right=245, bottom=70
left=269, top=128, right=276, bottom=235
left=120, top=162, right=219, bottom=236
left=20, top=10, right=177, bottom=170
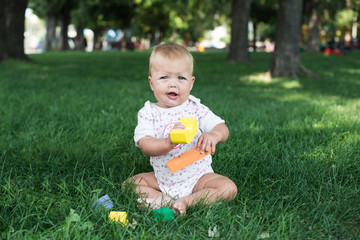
left=0, top=50, right=359, bottom=239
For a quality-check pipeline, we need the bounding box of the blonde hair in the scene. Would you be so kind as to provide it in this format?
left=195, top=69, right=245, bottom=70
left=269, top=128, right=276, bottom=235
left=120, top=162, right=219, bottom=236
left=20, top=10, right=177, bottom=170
left=149, top=42, right=194, bottom=76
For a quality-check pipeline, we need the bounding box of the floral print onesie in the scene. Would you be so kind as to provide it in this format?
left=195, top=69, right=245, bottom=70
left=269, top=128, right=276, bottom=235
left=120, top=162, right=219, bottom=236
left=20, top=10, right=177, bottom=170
left=134, top=95, right=225, bottom=199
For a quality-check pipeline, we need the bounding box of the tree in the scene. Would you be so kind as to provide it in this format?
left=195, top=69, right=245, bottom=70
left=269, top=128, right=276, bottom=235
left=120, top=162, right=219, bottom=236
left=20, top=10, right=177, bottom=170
left=305, top=0, right=320, bottom=52
left=59, top=0, right=75, bottom=50
left=72, top=0, right=134, bottom=50
left=29, top=0, right=62, bottom=51
left=44, top=11, right=57, bottom=51
left=228, top=0, right=252, bottom=62
left=315, top=0, right=360, bottom=45
left=0, top=0, right=5, bottom=61
left=269, top=0, right=316, bottom=78
left=29, top=0, right=78, bottom=51
left=170, top=0, right=231, bottom=44
left=251, top=0, right=277, bottom=48
left=0, top=0, right=28, bottom=62
left=71, top=0, right=88, bottom=50
left=131, top=0, right=231, bottom=47
left=131, top=0, right=169, bottom=46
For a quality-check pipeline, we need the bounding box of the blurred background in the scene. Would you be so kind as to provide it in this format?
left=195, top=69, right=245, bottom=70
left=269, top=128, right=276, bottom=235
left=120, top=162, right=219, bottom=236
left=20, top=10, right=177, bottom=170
left=22, top=0, right=359, bottom=54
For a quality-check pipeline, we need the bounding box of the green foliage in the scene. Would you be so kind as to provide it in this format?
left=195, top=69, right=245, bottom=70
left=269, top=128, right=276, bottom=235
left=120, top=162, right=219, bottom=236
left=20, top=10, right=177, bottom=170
left=319, top=0, right=360, bottom=24
left=131, top=0, right=231, bottom=42
left=251, top=0, right=278, bottom=24
left=0, top=51, right=360, bottom=238
left=29, top=0, right=66, bottom=17
left=28, top=0, right=360, bottom=44
left=335, top=9, right=358, bottom=27
left=133, top=0, right=170, bottom=33
left=256, top=22, right=276, bottom=41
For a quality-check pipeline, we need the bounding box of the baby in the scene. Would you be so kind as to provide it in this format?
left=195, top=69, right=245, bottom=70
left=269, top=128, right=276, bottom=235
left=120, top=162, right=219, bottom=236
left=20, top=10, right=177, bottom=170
left=123, top=42, right=237, bottom=214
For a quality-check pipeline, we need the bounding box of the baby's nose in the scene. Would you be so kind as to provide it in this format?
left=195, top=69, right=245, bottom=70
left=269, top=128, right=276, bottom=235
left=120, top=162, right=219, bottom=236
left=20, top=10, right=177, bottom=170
left=169, top=79, right=177, bottom=87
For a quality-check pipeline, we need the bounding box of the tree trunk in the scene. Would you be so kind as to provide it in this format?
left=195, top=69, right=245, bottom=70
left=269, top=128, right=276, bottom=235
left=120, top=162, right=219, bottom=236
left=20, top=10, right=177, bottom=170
left=150, top=29, right=162, bottom=47
left=44, top=13, right=57, bottom=51
left=253, top=22, right=257, bottom=51
left=270, top=0, right=310, bottom=78
left=228, top=0, right=251, bottom=62
left=59, top=10, right=70, bottom=51
left=306, top=0, right=320, bottom=52
left=0, top=0, right=6, bottom=61
left=0, top=0, right=28, bottom=62
left=74, top=26, right=85, bottom=51
left=93, top=29, right=103, bottom=51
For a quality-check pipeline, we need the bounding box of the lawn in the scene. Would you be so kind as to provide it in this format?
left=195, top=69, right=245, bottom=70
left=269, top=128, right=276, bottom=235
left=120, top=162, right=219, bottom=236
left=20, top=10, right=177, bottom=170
left=0, top=50, right=359, bottom=239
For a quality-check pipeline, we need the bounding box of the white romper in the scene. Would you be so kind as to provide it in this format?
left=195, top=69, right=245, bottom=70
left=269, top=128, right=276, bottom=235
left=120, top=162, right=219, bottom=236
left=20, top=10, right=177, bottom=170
left=134, top=95, right=225, bottom=199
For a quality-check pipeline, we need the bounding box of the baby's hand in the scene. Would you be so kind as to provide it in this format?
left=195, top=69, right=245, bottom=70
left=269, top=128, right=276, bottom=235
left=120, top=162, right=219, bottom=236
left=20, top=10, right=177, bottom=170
left=167, top=122, right=185, bottom=146
left=172, top=122, right=185, bottom=130
left=196, top=132, right=220, bottom=154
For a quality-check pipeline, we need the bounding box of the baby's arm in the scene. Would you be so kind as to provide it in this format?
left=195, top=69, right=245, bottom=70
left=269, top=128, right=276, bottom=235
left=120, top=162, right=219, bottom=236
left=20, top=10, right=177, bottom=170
left=197, top=123, right=229, bottom=154
left=138, top=122, right=184, bottom=157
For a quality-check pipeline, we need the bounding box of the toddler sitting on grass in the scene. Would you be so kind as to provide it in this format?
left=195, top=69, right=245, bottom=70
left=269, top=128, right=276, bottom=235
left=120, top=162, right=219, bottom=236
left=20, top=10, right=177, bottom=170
left=123, top=42, right=237, bottom=214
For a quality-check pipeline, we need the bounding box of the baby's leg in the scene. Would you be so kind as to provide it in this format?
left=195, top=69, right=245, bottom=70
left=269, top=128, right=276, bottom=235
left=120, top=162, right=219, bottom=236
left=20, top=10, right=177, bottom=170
left=173, top=173, right=237, bottom=214
left=122, top=172, right=173, bottom=209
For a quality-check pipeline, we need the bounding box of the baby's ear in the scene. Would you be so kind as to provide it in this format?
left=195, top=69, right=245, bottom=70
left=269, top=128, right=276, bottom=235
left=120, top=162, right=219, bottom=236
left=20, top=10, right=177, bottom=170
left=148, top=76, right=154, bottom=90
left=190, top=76, right=195, bottom=90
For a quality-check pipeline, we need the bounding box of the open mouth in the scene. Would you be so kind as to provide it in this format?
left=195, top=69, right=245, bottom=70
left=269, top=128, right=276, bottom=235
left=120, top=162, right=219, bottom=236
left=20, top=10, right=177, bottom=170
left=167, top=92, right=178, bottom=99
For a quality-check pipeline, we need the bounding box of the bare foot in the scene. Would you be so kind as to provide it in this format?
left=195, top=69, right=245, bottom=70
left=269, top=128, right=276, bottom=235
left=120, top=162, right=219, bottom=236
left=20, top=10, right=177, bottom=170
left=172, top=199, right=187, bottom=215
left=137, top=195, right=173, bottom=210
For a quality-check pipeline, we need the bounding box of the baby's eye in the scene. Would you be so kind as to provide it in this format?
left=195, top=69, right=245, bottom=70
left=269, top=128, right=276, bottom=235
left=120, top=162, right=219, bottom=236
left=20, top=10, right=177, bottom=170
left=160, top=76, right=168, bottom=80
left=178, top=76, right=186, bottom=80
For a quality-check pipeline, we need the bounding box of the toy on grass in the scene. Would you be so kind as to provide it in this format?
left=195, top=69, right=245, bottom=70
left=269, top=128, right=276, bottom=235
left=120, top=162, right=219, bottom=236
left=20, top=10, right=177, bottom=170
left=166, top=147, right=212, bottom=174
left=109, top=211, right=129, bottom=228
left=170, top=118, right=197, bottom=144
left=152, top=207, right=174, bottom=221
left=324, top=48, right=344, bottom=55
left=93, top=194, right=114, bottom=210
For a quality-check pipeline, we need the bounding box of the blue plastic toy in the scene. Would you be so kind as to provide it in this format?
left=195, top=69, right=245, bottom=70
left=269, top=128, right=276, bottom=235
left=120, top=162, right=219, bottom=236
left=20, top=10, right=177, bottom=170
left=93, top=194, right=114, bottom=210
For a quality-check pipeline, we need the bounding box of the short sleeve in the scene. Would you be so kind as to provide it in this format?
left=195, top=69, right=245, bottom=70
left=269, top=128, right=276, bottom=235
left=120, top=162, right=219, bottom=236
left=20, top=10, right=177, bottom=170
left=134, top=102, right=155, bottom=147
left=199, top=108, right=225, bottom=133
left=189, top=96, right=224, bottom=133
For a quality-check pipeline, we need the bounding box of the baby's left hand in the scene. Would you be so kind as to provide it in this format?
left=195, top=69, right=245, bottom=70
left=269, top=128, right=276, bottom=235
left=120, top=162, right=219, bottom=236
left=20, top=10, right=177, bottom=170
left=196, top=132, right=220, bottom=154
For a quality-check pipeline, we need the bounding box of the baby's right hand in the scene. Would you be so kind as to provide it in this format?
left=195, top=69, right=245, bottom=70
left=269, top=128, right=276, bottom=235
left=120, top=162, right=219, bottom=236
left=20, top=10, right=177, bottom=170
left=168, top=122, right=185, bottom=146
left=172, top=122, right=185, bottom=130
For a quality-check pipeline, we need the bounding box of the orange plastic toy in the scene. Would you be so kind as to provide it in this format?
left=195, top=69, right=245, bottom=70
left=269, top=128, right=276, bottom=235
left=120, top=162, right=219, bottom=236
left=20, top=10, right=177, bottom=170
left=166, top=147, right=212, bottom=174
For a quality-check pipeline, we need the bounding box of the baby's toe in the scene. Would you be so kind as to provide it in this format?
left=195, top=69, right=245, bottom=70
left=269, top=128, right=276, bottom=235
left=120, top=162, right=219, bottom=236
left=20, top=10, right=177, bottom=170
left=173, top=202, right=186, bottom=215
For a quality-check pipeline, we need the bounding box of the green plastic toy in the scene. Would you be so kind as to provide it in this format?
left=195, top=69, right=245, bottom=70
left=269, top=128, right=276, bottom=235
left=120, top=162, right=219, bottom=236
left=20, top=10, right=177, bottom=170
left=152, top=207, right=174, bottom=221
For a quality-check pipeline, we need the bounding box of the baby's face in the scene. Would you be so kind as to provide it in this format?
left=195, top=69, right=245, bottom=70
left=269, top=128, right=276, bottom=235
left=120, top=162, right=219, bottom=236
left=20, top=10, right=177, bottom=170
left=148, top=55, right=194, bottom=108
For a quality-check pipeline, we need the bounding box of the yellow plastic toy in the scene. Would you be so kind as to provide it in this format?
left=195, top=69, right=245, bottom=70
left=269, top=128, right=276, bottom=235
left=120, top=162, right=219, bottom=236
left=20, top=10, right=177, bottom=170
left=109, top=211, right=129, bottom=228
left=170, top=118, right=197, bottom=144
